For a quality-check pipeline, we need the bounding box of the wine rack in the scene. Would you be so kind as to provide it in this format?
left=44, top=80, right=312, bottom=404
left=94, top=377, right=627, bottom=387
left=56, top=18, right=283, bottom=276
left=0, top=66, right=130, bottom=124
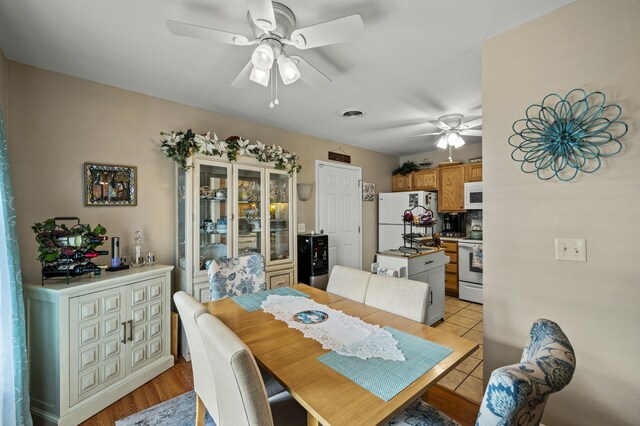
left=33, top=217, right=109, bottom=285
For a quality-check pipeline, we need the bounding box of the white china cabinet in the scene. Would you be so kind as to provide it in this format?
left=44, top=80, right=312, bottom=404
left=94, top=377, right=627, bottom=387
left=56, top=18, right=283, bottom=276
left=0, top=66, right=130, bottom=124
left=175, top=155, right=296, bottom=359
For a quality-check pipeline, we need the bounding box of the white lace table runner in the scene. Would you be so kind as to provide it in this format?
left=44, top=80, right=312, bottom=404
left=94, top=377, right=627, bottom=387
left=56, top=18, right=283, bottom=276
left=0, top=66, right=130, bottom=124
left=261, top=295, right=405, bottom=361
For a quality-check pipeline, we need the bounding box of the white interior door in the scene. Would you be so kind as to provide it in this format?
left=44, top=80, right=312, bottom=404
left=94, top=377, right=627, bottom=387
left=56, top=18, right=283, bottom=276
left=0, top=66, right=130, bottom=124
left=315, top=161, right=362, bottom=272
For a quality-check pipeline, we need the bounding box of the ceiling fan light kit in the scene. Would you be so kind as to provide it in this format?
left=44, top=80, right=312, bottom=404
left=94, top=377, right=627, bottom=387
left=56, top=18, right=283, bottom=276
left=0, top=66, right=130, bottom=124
left=167, top=0, right=364, bottom=107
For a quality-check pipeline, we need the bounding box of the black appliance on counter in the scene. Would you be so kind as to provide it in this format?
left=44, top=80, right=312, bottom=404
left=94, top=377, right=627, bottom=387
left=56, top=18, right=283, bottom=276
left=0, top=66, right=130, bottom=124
left=441, top=212, right=466, bottom=237
left=297, top=233, right=329, bottom=290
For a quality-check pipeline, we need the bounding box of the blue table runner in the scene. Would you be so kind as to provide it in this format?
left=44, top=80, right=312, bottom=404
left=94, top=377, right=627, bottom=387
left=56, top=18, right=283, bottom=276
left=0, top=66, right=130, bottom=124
left=317, top=327, right=453, bottom=401
left=231, top=287, right=309, bottom=312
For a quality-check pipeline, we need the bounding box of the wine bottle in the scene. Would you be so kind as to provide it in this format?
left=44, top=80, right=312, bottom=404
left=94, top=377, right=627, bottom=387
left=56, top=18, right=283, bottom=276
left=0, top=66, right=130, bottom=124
left=58, top=234, right=108, bottom=247
left=71, top=249, right=109, bottom=261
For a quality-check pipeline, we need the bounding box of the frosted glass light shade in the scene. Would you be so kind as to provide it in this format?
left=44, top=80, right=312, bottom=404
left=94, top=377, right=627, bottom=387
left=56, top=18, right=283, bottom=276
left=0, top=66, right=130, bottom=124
left=448, top=132, right=465, bottom=148
left=251, top=44, right=275, bottom=70
left=277, top=55, right=301, bottom=85
left=249, top=66, right=270, bottom=87
left=436, top=135, right=448, bottom=149
left=297, top=183, right=313, bottom=201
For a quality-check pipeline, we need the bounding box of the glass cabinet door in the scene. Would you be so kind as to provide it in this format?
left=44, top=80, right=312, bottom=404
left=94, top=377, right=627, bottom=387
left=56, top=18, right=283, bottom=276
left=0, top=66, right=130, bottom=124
left=268, top=171, right=292, bottom=263
left=235, top=166, right=263, bottom=257
left=177, top=168, right=187, bottom=272
left=196, top=162, right=231, bottom=272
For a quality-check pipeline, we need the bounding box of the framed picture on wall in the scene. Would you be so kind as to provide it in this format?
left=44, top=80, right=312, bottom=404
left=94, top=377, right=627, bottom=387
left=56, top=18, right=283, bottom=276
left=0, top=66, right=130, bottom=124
left=362, top=182, right=375, bottom=201
left=84, top=163, right=137, bottom=206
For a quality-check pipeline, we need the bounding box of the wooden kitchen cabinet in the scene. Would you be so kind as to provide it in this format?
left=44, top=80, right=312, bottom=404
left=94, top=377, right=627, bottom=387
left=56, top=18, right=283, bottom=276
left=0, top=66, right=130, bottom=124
left=392, top=174, right=412, bottom=192
left=412, top=169, right=438, bottom=191
left=464, top=163, right=483, bottom=182
left=438, top=165, right=465, bottom=212
left=440, top=240, right=459, bottom=297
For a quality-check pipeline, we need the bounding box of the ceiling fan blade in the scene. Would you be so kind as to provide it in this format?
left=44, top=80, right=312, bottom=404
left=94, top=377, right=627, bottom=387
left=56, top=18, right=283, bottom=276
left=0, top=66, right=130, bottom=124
left=246, top=0, right=277, bottom=32
left=231, top=60, right=254, bottom=88
left=427, top=120, right=449, bottom=130
left=289, top=14, right=364, bottom=49
left=407, top=131, right=444, bottom=137
left=460, top=129, right=483, bottom=137
left=462, top=118, right=483, bottom=129
left=289, top=56, right=331, bottom=89
left=166, top=20, right=252, bottom=45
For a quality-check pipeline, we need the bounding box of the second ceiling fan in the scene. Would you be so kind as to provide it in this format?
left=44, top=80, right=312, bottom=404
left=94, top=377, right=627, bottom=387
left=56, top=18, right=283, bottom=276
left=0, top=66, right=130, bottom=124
left=412, top=114, right=483, bottom=148
left=166, top=0, right=364, bottom=101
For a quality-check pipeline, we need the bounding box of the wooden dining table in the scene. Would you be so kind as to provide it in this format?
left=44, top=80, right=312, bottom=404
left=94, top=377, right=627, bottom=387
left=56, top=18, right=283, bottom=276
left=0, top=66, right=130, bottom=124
left=205, top=284, right=478, bottom=426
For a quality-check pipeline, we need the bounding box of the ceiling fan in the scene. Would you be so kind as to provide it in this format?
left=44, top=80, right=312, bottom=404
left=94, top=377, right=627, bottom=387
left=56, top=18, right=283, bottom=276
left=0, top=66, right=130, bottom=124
left=411, top=114, right=483, bottom=149
left=166, top=0, right=364, bottom=105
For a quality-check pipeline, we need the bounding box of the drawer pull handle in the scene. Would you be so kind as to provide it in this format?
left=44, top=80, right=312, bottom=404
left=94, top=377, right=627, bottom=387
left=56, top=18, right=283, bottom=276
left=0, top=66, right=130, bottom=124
left=127, top=320, right=133, bottom=342
left=424, top=260, right=434, bottom=265
left=121, top=322, right=126, bottom=344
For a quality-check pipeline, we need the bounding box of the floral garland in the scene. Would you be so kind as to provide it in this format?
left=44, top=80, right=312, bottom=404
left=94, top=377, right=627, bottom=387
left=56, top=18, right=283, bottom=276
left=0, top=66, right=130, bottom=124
left=160, top=129, right=302, bottom=175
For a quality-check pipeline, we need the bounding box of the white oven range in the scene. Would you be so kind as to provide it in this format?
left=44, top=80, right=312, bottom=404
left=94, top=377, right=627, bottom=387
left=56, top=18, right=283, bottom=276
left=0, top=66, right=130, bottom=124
left=458, top=238, right=483, bottom=304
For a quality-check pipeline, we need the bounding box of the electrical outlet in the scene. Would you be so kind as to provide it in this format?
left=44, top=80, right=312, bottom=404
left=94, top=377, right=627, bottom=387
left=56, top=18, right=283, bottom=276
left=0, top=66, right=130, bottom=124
left=297, top=223, right=305, bottom=233
left=555, top=238, right=587, bottom=262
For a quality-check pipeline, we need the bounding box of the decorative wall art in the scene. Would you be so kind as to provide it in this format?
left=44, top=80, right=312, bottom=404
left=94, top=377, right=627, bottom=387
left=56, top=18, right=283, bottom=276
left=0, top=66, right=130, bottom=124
left=84, top=163, right=137, bottom=206
left=509, top=89, right=627, bottom=181
left=362, top=182, right=375, bottom=201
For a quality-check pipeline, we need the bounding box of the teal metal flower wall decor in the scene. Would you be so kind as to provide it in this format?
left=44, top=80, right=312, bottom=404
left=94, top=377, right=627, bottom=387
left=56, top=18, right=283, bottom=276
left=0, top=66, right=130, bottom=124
left=509, top=89, right=627, bottom=181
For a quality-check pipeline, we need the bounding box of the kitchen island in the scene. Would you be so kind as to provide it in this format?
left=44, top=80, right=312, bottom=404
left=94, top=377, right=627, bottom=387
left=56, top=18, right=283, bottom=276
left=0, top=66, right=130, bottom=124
left=375, top=247, right=449, bottom=325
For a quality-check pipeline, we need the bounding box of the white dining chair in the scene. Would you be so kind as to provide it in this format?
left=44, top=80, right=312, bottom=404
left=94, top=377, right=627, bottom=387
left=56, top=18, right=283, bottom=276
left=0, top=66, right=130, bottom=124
left=196, top=311, right=307, bottom=426
left=174, top=291, right=285, bottom=426
left=365, top=275, right=431, bottom=324
left=174, top=291, right=220, bottom=425
left=326, top=265, right=372, bottom=302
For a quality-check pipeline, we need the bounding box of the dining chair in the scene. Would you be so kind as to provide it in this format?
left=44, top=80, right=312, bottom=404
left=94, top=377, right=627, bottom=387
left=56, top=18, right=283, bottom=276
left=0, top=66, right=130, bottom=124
left=207, top=254, right=266, bottom=301
left=388, top=318, right=576, bottom=426
left=174, top=291, right=285, bottom=426
left=196, top=311, right=307, bottom=426
left=326, top=265, right=372, bottom=302
left=365, top=275, right=431, bottom=324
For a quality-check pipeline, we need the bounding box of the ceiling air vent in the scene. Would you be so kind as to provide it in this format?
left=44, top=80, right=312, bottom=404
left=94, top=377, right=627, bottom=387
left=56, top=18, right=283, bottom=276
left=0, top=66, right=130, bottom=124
left=337, top=108, right=366, bottom=118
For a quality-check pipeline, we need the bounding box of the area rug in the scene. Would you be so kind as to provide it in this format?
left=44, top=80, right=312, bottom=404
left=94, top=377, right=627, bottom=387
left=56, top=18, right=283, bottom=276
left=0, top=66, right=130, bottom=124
left=115, top=391, right=216, bottom=426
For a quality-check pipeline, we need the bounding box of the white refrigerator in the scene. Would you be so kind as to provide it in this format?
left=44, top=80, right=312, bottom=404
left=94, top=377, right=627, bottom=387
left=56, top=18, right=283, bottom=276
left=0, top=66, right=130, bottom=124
left=378, top=191, right=441, bottom=252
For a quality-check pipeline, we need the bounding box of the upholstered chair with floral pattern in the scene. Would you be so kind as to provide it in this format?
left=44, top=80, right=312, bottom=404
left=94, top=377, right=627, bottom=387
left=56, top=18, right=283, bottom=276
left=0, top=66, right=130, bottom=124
left=207, top=254, right=266, bottom=301
left=388, top=318, right=575, bottom=426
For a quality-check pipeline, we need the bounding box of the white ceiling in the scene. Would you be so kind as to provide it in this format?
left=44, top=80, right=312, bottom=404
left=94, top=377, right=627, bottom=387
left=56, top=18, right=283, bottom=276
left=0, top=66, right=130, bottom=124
left=0, top=0, right=572, bottom=156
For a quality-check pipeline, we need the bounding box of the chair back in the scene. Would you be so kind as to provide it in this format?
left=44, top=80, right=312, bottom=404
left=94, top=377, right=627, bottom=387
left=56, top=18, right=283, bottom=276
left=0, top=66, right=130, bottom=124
left=477, top=318, right=576, bottom=426
left=365, top=275, right=430, bottom=323
left=173, top=291, right=219, bottom=424
left=196, top=312, right=274, bottom=426
left=326, top=265, right=372, bottom=303
left=207, top=254, right=266, bottom=301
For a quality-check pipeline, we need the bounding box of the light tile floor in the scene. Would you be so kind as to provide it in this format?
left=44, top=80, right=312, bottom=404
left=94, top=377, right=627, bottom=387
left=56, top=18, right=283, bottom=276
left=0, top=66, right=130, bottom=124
left=434, top=296, right=484, bottom=403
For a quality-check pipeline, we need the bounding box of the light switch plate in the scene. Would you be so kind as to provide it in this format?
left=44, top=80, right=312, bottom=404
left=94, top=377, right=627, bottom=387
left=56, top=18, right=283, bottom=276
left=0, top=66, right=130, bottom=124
left=555, top=238, right=587, bottom=262
left=297, top=223, right=305, bottom=233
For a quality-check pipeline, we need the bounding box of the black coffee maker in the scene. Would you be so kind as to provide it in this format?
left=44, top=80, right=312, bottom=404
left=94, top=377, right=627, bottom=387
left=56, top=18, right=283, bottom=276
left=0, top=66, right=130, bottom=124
left=442, top=213, right=466, bottom=237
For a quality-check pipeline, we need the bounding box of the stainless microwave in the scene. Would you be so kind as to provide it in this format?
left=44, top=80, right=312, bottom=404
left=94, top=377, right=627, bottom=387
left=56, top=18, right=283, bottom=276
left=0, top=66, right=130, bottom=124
left=464, top=182, right=483, bottom=210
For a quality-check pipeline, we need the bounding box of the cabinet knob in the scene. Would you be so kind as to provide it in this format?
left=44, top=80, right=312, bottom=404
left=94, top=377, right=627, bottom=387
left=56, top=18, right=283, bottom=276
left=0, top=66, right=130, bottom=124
left=424, top=260, right=434, bottom=265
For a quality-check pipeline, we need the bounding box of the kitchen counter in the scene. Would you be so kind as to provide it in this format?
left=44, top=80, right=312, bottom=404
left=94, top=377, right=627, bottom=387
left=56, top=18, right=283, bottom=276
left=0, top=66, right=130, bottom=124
left=377, top=247, right=445, bottom=259
left=440, top=236, right=466, bottom=242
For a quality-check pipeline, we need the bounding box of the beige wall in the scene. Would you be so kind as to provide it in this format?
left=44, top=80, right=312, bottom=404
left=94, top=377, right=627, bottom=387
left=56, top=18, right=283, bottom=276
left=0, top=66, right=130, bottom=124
left=399, top=142, right=482, bottom=166
left=0, top=47, right=7, bottom=123
left=7, top=62, right=397, bottom=283
left=483, top=1, right=640, bottom=425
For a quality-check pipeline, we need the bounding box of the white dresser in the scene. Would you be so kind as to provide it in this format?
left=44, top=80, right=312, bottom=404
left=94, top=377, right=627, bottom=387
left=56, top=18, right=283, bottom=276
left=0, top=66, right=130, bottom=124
left=24, top=265, right=174, bottom=426
left=375, top=249, right=448, bottom=325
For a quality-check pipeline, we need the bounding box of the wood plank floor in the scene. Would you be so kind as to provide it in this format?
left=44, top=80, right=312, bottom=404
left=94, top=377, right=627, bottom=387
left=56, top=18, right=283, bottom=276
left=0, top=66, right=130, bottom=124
left=81, top=357, right=479, bottom=425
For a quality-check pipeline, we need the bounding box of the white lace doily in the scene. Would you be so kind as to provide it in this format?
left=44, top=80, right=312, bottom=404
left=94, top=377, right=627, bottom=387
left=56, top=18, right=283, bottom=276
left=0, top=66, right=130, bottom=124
left=261, top=295, right=405, bottom=361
